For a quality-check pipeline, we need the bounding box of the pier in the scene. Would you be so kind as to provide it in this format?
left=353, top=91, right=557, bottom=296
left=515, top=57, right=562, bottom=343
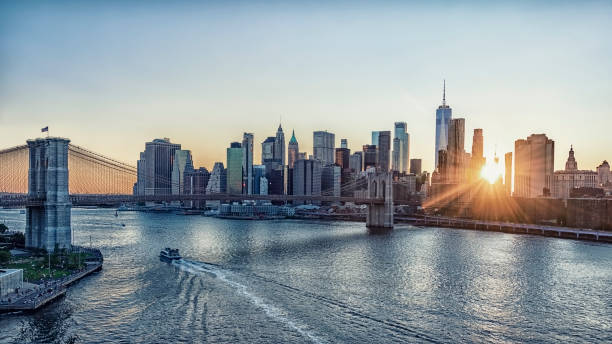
left=398, top=216, right=612, bottom=243
left=0, top=248, right=103, bottom=312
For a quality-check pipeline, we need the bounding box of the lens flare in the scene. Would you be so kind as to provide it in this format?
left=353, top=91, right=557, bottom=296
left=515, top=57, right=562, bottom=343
left=480, top=159, right=503, bottom=184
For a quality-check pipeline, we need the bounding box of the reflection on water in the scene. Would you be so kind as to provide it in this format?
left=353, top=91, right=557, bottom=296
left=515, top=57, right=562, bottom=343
left=0, top=208, right=610, bottom=343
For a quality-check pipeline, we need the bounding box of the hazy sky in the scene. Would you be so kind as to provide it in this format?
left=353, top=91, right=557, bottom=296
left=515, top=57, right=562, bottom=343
left=1, top=1, right=611, bottom=172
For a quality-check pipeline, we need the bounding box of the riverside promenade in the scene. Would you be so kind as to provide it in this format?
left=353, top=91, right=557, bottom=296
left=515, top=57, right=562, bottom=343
left=0, top=247, right=103, bottom=312
left=398, top=215, right=612, bottom=243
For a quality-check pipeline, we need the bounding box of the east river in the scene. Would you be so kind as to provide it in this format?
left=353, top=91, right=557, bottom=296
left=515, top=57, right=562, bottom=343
left=0, top=208, right=610, bottom=343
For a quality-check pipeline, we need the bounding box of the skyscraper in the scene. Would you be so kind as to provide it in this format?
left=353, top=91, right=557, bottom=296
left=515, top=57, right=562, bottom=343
left=435, top=80, right=453, bottom=169
left=321, top=165, right=341, bottom=197
left=142, top=138, right=181, bottom=195
left=171, top=150, right=194, bottom=195
left=350, top=152, right=363, bottom=172
left=274, top=124, right=285, bottom=166
left=226, top=142, right=243, bottom=194
left=242, top=133, right=254, bottom=194
left=514, top=134, right=555, bottom=198
left=340, top=139, right=348, bottom=149
left=597, top=160, right=610, bottom=186
left=410, top=159, right=422, bottom=175
left=371, top=131, right=379, bottom=146
left=293, top=159, right=322, bottom=200
left=335, top=147, right=350, bottom=169
left=261, top=137, right=275, bottom=163
left=363, top=145, right=377, bottom=170
left=447, top=118, right=465, bottom=183
left=253, top=165, right=266, bottom=195
left=135, top=152, right=146, bottom=195
left=377, top=131, right=391, bottom=172
left=394, top=122, right=409, bottom=173
left=206, top=162, right=226, bottom=194
left=313, top=131, right=335, bottom=165
left=470, top=129, right=485, bottom=181
left=288, top=130, right=299, bottom=168
left=392, top=138, right=400, bottom=172
left=504, top=152, right=513, bottom=195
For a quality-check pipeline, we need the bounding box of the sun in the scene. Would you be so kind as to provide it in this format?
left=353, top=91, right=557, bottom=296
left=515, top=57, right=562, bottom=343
left=480, top=159, right=503, bottom=184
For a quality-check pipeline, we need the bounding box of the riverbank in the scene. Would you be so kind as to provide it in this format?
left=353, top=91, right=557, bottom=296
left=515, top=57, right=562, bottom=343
left=0, top=247, right=103, bottom=313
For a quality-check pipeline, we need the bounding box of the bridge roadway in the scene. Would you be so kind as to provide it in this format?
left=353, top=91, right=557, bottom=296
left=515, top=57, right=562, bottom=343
left=0, top=193, right=383, bottom=207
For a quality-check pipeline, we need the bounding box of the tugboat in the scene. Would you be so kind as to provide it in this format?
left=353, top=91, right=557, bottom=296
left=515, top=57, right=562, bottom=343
left=159, top=248, right=182, bottom=262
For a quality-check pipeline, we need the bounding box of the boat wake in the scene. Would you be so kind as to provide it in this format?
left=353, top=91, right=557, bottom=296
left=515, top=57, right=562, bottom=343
left=172, top=259, right=325, bottom=344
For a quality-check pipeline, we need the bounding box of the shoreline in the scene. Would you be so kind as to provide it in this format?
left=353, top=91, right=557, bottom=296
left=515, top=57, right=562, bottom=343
left=0, top=247, right=103, bottom=313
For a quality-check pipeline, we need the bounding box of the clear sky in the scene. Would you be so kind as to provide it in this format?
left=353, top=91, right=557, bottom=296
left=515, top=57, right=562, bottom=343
left=1, top=1, right=610, bottom=172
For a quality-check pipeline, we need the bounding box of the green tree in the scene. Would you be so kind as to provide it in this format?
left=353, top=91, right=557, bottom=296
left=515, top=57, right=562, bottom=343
left=0, top=250, right=10, bottom=265
left=11, top=232, right=25, bottom=247
left=0, top=223, right=7, bottom=233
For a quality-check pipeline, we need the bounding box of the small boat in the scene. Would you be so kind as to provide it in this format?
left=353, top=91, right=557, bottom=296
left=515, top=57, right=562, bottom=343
left=114, top=210, right=118, bottom=217
left=160, top=248, right=182, bottom=262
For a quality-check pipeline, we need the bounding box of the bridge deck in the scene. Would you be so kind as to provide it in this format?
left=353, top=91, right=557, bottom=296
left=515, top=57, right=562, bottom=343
left=0, top=193, right=384, bottom=207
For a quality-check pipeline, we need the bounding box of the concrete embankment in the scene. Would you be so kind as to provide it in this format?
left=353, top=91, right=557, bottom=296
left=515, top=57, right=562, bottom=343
left=0, top=248, right=103, bottom=313
left=397, top=216, right=612, bottom=243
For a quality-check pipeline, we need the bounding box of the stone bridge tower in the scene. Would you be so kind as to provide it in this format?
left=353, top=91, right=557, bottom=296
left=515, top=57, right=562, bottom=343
left=26, top=137, right=72, bottom=251
left=366, top=172, right=394, bottom=229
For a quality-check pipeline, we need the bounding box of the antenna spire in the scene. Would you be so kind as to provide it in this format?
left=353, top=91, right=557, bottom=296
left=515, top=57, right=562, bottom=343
left=442, top=79, right=446, bottom=106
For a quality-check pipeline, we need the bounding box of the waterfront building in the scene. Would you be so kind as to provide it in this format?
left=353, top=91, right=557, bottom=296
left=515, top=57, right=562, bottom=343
left=261, top=137, right=275, bottom=163
left=274, top=124, right=286, bottom=167
left=226, top=142, right=243, bottom=194
left=0, top=269, right=23, bottom=297
left=335, top=147, right=350, bottom=170
left=435, top=80, right=453, bottom=169
left=505, top=152, right=513, bottom=195
left=350, top=152, right=363, bottom=172
left=293, top=159, right=322, bottom=200
left=141, top=138, right=181, bottom=195
left=322, top=164, right=341, bottom=197
left=447, top=118, right=466, bottom=184
left=552, top=146, right=598, bottom=199
left=171, top=150, right=194, bottom=195
left=410, top=159, right=422, bottom=175
left=242, top=133, right=254, bottom=195
left=394, top=122, right=409, bottom=173
left=597, top=160, right=610, bottom=186
left=470, top=129, right=485, bottom=182
left=377, top=131, right=391, bottom=172
left=287, top=130, right=299, bottom=168
left=313, top=131, right=335, bottom=165
left=363, top=145, right=377, bottom=170
left=205, top=162, right=226, bottom=194
left=514, top=134, right=555, bottom=198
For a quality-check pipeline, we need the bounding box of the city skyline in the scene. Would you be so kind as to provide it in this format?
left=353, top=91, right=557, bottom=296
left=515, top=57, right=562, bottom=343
left=1, top=1, right=611, bottom=172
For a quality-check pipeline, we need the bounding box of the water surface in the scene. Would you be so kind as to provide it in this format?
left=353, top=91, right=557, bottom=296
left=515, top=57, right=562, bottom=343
left=0, top=209, right=610, bottom=343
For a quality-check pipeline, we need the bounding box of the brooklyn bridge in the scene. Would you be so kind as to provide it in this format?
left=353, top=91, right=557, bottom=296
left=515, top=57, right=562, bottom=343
left=0, top=137, right=395, bottom=251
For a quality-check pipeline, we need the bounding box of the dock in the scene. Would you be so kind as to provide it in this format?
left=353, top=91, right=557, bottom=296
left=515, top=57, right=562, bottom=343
left=0, top=249, right=103, bottom=313
left=398, top=216, right=612, bottom=243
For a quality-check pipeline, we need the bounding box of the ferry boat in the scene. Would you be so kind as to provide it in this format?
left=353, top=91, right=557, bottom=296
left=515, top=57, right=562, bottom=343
left=159, top=248, right=182, bottom=262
